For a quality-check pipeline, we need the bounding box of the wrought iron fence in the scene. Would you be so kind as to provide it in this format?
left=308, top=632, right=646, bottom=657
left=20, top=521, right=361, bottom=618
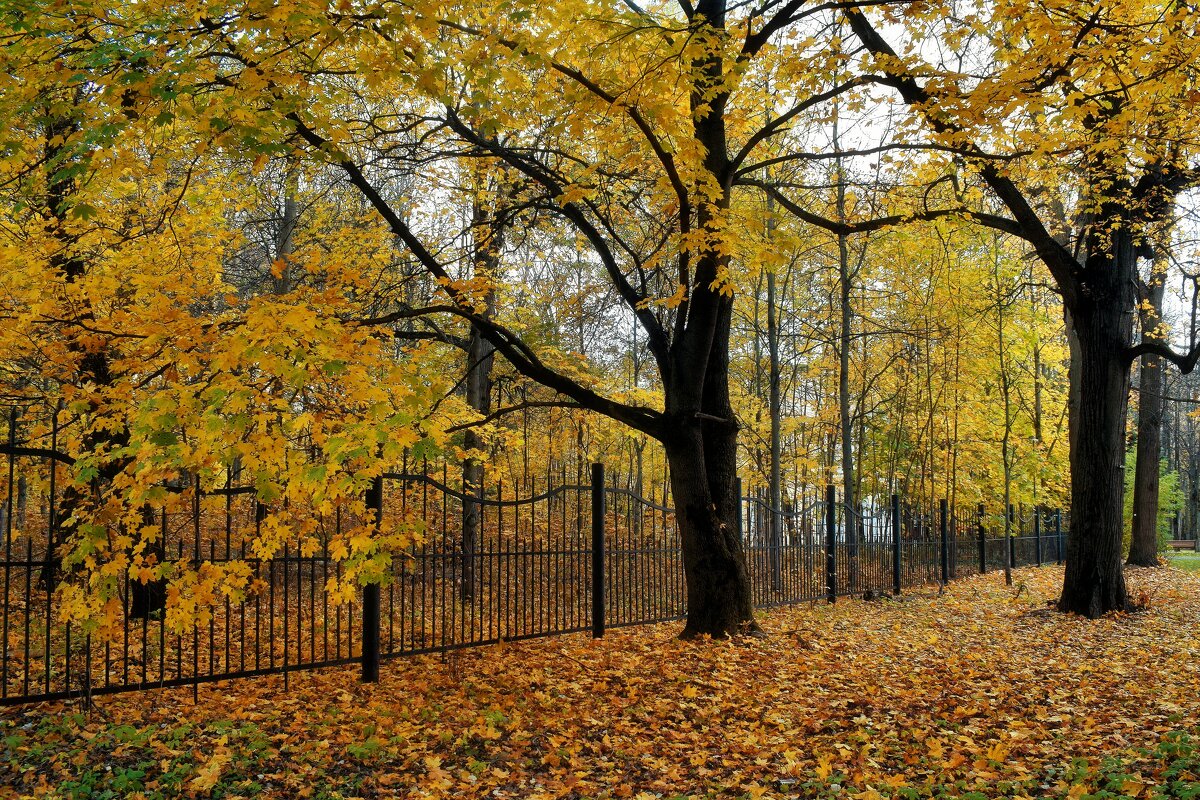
left=0, top=415, right=1064, bottom=706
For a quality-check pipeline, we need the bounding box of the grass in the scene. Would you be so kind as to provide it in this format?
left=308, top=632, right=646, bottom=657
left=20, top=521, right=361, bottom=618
left=1166, top=550, right=1200, bottom=571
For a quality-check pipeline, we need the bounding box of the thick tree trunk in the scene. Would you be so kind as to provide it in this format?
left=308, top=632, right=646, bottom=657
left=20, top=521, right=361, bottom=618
left=673, top=278, right=756, bottom=637
left=655, top=0, right=757, bottom=638
left=666, top=422, right=756, bottom=638
left=1059, top=282, right=1133, bottom=616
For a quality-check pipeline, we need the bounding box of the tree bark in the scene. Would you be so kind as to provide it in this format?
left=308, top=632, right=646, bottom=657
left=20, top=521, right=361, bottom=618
left=666, top=420, right=756, bottom=639
left=460, top=310, right=497, bottom=601
left=1058, top=238, right=1135, bottom=615
left=1129, top=255, right=1168, bottom=567
left=766, top=264, right=783, bottom=590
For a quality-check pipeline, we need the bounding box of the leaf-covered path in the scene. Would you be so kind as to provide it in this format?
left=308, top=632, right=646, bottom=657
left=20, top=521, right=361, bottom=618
left=4, top=566, right=1199, bottom=799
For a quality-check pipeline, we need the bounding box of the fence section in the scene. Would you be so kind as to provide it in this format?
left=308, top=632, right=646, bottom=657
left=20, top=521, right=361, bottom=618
left=1, top=429, right=1064, bottom=706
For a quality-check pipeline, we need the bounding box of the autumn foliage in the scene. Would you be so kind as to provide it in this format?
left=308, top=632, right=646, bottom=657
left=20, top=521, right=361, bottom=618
left=3, top=565, right=1199, bottom=799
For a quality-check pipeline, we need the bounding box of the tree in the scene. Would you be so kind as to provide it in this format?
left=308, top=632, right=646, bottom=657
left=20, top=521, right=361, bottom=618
left=838, top=1, right=1200, bottom=616
left=38, top=0, right=898, bottom=636
left=1129, top=252, right=1170, bottom=566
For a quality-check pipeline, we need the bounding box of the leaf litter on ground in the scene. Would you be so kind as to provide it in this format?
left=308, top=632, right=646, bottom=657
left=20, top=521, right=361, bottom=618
left=3, top=565, right=1199, bottom=799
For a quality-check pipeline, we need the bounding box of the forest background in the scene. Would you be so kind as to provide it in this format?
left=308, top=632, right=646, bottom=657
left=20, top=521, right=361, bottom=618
left=0, top=0, right=1198, bottom=636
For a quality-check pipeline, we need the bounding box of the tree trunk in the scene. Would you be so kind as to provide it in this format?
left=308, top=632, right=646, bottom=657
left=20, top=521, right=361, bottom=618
left=1059, top=269, right=1133, bottom=615
left=129, top=504, right=166, bottom=619
left=41, top=112, right=128, bottom=591
left=461, top=321, right=494, bottom=600
left=666, top=421, right=756, bottom=638
left=1129, top=353, right=1164, bottom=566
left=270, top=162, right=299, bottom=295
left=832, top=105, right=858, bottom=588
left=460, top=189, right=501, bottom=601
left=766, top=225, right=783, bottom=590
left=656, top=0, right=756, bottom=638
left=1129, top=255, right=1168, bottom=566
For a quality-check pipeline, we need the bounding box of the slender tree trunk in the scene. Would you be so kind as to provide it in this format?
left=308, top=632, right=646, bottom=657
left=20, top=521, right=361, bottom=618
left=270, top=161, right=299, bottom=295
left=766, top=211, right=783, bottom=590
left=993, top=241, right=1015, bottom=586
left=1129, top=255, right=1168, bottom=566
left=460, top=316, right=494, bottom=600
left=831, top=103, right=858, bottom=585
left=460, top=188, right=502, bottom=600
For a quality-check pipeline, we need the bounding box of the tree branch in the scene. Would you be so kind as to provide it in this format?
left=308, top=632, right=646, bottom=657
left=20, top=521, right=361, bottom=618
left=742, top=177, right=1026, bottom=237
left=843, top=7, right=1086, bottom=306
left=728, top=77, right=867, bottom=179
left=446, top=400, right=585, bottom=433
left=1124, top=341, right=1200, bottom=373
left=436, top=19, right=691, bottom=216
left=443, top=111, right=673, bottom=372
left=0, top=445, right=74, bottom=465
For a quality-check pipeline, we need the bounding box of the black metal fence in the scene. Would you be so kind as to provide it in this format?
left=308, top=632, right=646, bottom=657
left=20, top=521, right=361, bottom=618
left=0, top=428, right=1063, bottom=706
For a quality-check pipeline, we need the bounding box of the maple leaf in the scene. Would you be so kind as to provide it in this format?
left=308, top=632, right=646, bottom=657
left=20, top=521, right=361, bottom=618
left=189, top=750, right=229, bottom=793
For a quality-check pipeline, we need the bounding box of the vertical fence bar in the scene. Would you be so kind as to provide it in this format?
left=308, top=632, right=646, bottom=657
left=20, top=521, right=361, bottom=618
left=1008, top=503, right=1017, bottom=569
left=192, top=479, right=201, bottom=703
left=281, top=542, right=289, bottom=695
left=23, top=536, right=31, bottom=697
left=362, top=475, right=383, bottom=682
left=977, top=503, right=987, bottom=575
left=3, top=407, right=14, bottom=700
left=591, top=463, right=605, bottom=638
left=939, top=499, right=949, bottom=585
left=825, top=486, right=836, bottom=603
left=1055, top=509, right=1063, bottom=565
left=1034, top=507, right=1043, bottom=567
left=891, top=494, right=901, bottom=596
left=44, top=409, right=57, bottom=696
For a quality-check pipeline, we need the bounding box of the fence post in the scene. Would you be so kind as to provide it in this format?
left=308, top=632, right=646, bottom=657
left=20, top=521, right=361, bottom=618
left=1034, top=507, right=1043, bottom=567
left=1008, top=504, right=1017, bottom=569
left=1055, top=509, right=1063, bottom=565
left=976, top=503, right=987, bottom=575
left=825, top=485, right=837, bottom=603
left=939, top=499, right=949, bottom=585
left=591, top=463, right=605, bottom=638
left=361, top=475, right=383, bottom=683
left=891, top=494, right=901, bottom=595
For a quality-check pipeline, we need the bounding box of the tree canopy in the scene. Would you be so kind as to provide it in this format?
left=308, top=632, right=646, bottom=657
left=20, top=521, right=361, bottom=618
left=1, top=0, right=1197, bottom=630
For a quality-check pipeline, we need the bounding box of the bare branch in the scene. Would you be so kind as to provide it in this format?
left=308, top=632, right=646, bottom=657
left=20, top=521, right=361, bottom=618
left=288, top=117, right=666, bottom=438
left=742, top=177, right=1026, bottom=237
left=1125, top=341, right=1200, bottom=373
left=446, top=400, right=585, bottom=433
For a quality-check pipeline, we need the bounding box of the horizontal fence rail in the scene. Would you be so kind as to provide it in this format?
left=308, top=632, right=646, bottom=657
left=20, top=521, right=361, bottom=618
left=0, top=423, right=1071, bottom=706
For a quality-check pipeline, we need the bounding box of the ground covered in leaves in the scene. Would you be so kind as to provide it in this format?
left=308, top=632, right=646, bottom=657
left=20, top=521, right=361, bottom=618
left=3, top=566, right=1199, bottom=800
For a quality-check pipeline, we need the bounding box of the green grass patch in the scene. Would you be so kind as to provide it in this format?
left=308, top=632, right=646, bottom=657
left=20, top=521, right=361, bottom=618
left=1167, top=551, right=1200, bottom=572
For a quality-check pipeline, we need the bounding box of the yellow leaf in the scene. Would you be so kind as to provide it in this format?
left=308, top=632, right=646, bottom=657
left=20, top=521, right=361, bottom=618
left=1121, top=780, right=1144, bottom=797
left=986, top=740, right=1010, bottom=763
left=189, top=752, right=229, bottom=792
